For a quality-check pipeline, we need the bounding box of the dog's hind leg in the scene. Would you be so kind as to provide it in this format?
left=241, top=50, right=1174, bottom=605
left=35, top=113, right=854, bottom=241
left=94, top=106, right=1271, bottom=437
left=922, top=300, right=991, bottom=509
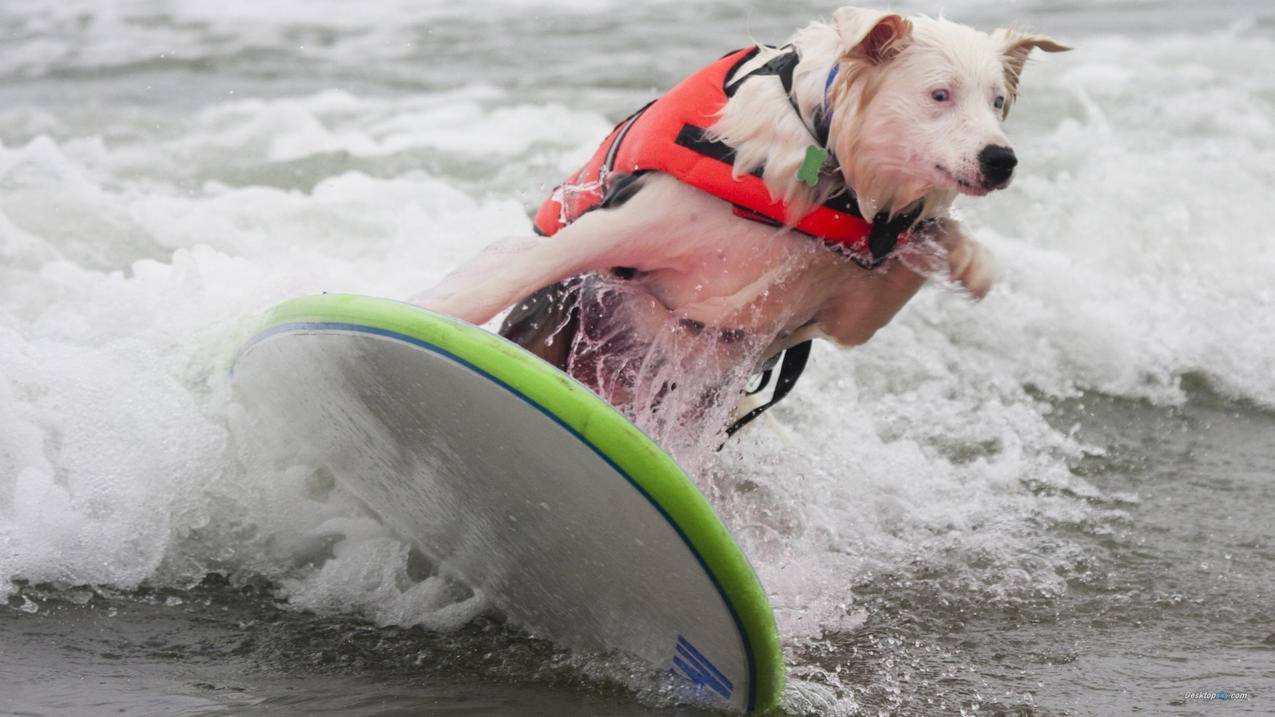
left=411, top=175, right=695, bottom=327
left=496, top=278, right=581, bottom=370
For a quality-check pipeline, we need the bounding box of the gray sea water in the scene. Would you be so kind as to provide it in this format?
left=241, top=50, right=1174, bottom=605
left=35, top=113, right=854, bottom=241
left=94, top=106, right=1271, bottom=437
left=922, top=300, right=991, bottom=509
left=2, top=1, right=1274, bottom=715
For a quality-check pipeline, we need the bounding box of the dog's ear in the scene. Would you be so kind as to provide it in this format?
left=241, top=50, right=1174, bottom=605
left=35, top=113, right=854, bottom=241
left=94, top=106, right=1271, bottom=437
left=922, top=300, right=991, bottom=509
left=833, top=7, right=912, bottom=64
left=993, top=29, right=1071, bottom=117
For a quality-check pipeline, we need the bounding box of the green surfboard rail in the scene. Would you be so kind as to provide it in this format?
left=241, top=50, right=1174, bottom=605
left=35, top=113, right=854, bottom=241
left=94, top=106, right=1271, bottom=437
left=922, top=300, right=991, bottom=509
left=237, top=293, right=784, bottom=713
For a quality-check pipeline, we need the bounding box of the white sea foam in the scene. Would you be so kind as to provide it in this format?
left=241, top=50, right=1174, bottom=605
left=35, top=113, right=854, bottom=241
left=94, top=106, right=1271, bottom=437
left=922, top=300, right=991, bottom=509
left=1, top=2, right=1273, bottom=711
left=0, top=0, right=641, bottom=78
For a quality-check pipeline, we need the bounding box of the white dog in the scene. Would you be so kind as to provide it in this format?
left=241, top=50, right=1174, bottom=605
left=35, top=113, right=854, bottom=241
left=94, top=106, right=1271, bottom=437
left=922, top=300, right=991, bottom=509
left=416, top=8, right=1068, bottom=459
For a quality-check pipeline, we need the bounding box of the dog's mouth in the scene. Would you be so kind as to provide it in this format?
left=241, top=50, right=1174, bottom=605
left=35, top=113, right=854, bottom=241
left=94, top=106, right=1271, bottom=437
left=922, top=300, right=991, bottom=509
left=935, top=164, right=990, bottom=196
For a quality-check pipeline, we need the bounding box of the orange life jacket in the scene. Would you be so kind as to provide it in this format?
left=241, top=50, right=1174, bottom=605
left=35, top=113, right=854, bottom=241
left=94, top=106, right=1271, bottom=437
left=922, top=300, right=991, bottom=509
left=533, top=46, right=921, bottom=267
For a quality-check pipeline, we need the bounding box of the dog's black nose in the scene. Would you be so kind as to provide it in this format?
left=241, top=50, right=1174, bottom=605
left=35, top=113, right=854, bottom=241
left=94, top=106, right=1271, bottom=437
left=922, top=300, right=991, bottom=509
left=978, top=145, right=1017, bottom=188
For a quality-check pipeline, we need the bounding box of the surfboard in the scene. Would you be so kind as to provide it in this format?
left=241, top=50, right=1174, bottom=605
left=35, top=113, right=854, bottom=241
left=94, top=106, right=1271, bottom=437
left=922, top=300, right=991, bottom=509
left=230, top=294, right=783, bottom=713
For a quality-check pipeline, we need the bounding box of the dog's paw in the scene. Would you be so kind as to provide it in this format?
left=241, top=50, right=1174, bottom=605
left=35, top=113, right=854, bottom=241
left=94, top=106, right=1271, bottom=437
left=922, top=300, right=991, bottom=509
left=947, top=236, right=995, bottom=300
left=910, top=217, right=995, bottom=299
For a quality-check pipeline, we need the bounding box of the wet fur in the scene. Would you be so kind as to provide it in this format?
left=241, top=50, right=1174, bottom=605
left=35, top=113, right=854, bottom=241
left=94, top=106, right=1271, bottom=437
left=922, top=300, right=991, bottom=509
left=712, top=9, right=1069, bottom=221
left=414, top=7, right=1068, bottom=437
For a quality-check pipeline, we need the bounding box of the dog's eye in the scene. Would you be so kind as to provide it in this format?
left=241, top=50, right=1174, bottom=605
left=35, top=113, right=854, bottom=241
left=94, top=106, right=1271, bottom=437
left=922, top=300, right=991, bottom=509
left=930, top=89, right=950, bottom=102
left=993, top=95, right=1005, bottom=110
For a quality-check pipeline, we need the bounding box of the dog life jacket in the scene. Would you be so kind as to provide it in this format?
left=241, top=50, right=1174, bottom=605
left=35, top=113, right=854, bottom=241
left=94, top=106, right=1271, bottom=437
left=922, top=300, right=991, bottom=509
left=532, top=46, right=924, bottom=438
left=533, top=46, right=922, bottom=266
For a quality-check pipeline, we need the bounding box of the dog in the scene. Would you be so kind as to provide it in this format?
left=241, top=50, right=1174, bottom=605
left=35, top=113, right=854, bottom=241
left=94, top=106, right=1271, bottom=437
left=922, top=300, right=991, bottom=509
left=415, top=8, right=1068, bottom=461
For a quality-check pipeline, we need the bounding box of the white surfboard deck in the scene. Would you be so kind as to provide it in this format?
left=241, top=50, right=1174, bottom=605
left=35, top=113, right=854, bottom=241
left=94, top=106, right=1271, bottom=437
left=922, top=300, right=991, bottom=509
left=230, top=294, right=782, bottom=713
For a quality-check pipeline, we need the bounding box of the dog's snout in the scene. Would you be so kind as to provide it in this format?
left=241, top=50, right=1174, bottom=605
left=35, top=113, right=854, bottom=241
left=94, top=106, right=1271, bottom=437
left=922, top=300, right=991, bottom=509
left=978, top=145, right=1017, bottom=188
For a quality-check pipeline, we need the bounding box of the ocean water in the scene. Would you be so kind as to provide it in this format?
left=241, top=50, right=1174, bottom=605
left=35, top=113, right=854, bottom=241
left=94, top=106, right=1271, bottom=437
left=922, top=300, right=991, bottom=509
left=2, top=1, right=1274, bottom=715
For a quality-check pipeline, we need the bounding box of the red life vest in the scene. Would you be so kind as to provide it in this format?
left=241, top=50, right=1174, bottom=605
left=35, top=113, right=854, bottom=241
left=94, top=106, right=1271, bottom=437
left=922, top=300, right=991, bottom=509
left=533, top=47, right=917, bottom=265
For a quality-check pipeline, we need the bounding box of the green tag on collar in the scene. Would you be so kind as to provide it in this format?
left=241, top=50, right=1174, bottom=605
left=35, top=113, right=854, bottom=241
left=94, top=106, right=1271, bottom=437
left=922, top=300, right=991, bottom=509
left=797, top=144, right=828, bottom=187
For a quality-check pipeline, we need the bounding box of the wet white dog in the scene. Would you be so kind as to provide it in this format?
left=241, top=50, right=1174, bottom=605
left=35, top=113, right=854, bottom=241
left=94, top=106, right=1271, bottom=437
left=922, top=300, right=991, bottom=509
left=417, top=7, right=1068, bottom=456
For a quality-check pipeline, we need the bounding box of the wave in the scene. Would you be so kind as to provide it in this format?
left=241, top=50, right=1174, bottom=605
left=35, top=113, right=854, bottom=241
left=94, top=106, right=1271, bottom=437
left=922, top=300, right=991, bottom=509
left=2, top=12, right=1273, bottom=712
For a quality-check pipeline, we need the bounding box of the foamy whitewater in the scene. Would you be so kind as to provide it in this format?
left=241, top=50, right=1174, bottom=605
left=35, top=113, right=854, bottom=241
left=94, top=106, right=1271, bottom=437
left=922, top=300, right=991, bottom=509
left=3, top=1, right=1274, bottom=714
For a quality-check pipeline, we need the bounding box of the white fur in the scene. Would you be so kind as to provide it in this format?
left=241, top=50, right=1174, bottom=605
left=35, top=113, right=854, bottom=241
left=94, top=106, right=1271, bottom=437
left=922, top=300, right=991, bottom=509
left=713, top=10, right=1069, bottom=221
left=415, top=7, right=1068, bottom=408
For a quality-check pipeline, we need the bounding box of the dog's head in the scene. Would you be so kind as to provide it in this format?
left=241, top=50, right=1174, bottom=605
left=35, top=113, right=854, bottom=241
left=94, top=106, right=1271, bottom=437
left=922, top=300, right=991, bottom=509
left=829, top=8, right=1069, bottom=214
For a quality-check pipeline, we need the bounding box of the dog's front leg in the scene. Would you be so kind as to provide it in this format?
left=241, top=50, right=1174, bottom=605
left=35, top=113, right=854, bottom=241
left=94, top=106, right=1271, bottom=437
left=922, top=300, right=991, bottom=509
left=813, top=259, right=929, bottom=347
left=924, top=217, right=995, bottom=299
left=811, top=219, right=996, bottom=347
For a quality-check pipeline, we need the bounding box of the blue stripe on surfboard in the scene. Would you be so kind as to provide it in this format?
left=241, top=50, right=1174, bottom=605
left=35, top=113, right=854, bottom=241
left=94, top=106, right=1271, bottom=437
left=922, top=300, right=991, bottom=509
left=673, top=655, right=733, bottom=700
left=678, top=634, right=735, bottom=691
left=675, top=643, right=734, bottom=699
left=236, top=320, right=760, bottom=711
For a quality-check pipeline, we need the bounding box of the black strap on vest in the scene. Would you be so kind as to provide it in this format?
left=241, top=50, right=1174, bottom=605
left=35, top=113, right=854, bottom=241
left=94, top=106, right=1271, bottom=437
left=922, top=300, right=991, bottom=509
left=725, top=46, right=832, bottom=149
left=723, top=340, right=812, bottom=439
left=861, top=204, right=925, bottom=267
left=673, top=123, right=921, bottom=268
left=602, top=46, right=926, bottom=442
left=721, top=46, right=924, bottom=266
